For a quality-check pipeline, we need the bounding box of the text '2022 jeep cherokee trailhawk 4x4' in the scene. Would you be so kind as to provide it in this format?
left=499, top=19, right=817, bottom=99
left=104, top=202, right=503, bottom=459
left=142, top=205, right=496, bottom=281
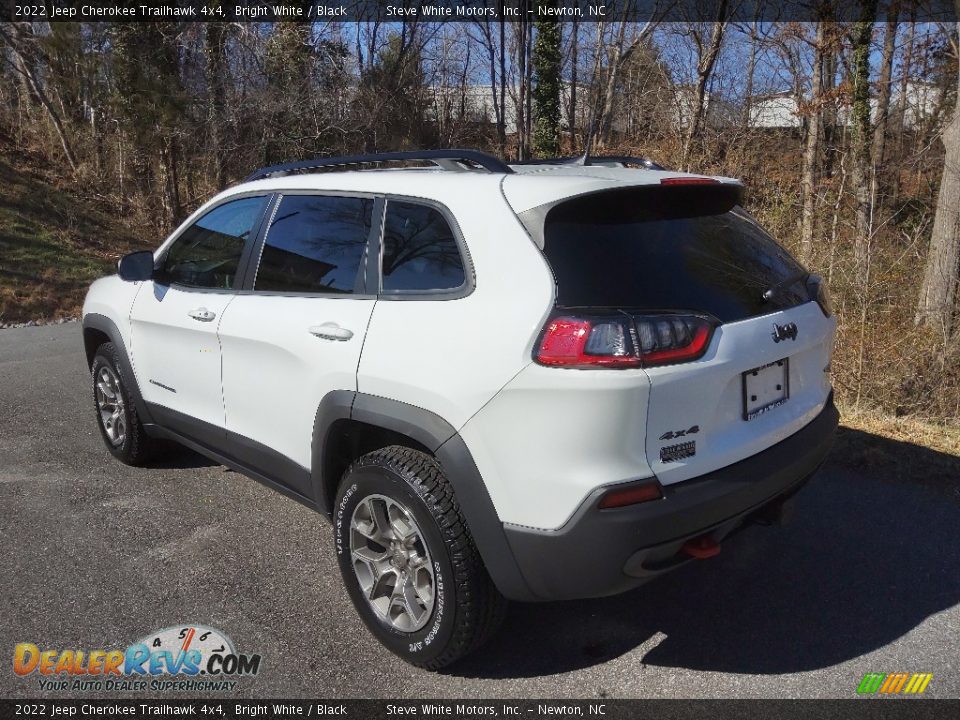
left=83, top=149, right=838, bottom=669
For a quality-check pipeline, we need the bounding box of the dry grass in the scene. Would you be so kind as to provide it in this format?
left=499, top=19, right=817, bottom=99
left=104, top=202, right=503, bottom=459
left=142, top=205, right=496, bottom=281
left=833, top=403, right=960, bottom=489
left=839, top=404, right=960, bottom=457
left=0, top=146, right=144, bottom=324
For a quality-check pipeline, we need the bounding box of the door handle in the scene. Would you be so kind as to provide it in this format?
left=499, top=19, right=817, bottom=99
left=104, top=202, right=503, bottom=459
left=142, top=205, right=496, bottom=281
left=309, top=322, right=354, bottom=341
left=188, top=307, right=216, bottom=322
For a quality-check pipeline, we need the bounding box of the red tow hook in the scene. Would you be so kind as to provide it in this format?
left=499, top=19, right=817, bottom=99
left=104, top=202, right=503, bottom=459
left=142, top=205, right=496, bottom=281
left=682, top=535, right=721, bottom=559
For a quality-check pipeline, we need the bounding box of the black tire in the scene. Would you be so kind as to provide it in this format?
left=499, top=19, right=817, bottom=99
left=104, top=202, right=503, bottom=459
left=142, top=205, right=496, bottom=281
left=91, top=342, right=156, bottom=466
left=334, top=445, right=507, bottom=669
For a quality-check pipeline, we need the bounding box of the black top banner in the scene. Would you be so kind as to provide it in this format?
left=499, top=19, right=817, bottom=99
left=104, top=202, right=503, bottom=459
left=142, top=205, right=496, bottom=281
left=2, top=0, right=957, bottom=24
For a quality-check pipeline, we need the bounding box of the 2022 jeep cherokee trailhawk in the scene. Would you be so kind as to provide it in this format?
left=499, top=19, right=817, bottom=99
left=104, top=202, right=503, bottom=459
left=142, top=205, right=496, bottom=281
left=83, top=149, right=838, bottom=669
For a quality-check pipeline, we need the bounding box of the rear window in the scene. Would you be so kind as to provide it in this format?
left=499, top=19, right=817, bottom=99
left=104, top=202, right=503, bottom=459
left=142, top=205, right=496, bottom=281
left=381, top=200, right=465, bottom=292
left=542, top=186, right=809, bottom=322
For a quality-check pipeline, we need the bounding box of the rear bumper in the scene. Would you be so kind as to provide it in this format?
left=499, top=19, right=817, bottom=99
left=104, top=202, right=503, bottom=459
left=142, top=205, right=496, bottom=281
left=503, top=393, right=839, bottom=601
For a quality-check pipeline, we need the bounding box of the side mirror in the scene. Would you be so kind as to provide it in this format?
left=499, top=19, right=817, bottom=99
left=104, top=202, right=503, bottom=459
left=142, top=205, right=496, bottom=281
left=117, top=251, right=155, bottom=282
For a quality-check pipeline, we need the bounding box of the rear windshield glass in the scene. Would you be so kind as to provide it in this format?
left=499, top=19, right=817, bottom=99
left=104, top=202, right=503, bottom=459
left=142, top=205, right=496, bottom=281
left=542, top=186, right=809, bottom=322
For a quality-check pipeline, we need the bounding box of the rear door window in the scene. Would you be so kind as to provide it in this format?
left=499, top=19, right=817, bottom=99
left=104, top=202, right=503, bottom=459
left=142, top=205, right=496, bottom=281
left=254, top=194, right=373, bottom=294
left=542, top=186, right=808, bottom=322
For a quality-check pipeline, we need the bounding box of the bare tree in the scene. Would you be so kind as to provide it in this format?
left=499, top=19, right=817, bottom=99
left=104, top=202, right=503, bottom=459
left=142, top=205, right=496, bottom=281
left=0, top=24, right=78, bottom=173
left=873, top=1, right=900, bottom=176
left=915, top=3, right=960, bottom=334
left=800, top=22, right=828, bottom=263
left=582, top=9, right=660, bottom=154
left=679, top=0, right=730, bottom=169
left=848, top=1, right=877, bottom=272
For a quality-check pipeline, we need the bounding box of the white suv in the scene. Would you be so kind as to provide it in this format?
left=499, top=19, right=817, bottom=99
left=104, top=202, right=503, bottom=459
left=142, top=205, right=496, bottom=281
left=82, top=150, right=838, bottom=669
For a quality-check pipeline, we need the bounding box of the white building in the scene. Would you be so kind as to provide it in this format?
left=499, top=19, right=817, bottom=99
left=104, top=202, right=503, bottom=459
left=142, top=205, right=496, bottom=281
left=747, top=81, right=941, bottom=131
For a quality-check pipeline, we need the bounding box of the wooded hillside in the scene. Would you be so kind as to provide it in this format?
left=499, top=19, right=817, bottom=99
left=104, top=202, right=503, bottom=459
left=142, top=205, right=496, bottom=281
left=1, top=5, right=958, bottom=422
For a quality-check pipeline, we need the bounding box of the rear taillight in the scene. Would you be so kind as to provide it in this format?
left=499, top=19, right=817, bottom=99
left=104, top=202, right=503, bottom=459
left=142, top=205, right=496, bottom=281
left=659, top=176, right=720, bottom=186
left=535, top=313, right=715, bottom=369
left=536, top=316, right=641, bottom=368
left=633, top=315, right=714, bottom=365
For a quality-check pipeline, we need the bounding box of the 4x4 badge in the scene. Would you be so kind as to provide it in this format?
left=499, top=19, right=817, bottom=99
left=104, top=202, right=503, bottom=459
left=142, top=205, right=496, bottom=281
left=772, top=322, right=798, bottom=343
left=659, top=425, right=700, bottom=441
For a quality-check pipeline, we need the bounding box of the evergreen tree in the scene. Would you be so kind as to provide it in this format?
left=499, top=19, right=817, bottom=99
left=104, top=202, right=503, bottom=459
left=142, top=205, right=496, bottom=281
left=533, top=3, right=562, bottom=158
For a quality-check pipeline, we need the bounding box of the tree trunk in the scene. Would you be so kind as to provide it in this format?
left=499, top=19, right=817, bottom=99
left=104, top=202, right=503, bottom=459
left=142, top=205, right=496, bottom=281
left=596, top=21, right=628, bottom=149
left=681, top=3, right=728, bottom=169
left=915, top=14, right=960, bottom=334
left=892, top=9, right=917, bottom=205
left=595, top=17, right=658, bottom=150
left=159, top=135, right=182, bottom=230
left=821, top=32, right=838, bottom=178
left=799, top=23, right=826, bottom=264
left=568, top=16, right=578, bottom=145
left=525, top=19, right=534, bottom=156
left=872, top=1, right=899, bottom=180
left=849, top=4, right=876, bottom=273
left=740, top=20, right=758, bottom=138
left=206, top=21, right=228, bottom=188
left=515, top=19, right=529, bottom=160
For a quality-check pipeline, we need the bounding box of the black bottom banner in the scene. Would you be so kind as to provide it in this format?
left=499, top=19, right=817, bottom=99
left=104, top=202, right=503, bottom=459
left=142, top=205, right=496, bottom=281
left=1, top=699, right=958, bottom=720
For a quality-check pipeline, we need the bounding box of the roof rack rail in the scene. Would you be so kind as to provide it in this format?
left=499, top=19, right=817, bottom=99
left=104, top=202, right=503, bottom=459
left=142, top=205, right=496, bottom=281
left=243, top=149, right=514, bottom=182
left=514, top=155, right=667, bottom=171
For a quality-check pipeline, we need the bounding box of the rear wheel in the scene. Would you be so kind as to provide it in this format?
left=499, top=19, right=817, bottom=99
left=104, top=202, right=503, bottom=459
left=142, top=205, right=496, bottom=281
left=334, top=446, right=506, bottom=669
left=91, top=342, right=156, bottom=465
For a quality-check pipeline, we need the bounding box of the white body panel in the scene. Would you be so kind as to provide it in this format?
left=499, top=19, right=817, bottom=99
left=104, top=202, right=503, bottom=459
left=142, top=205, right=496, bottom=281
left=462, top=303, right=834, bottom=531
left=82, top=275, right=141, bottom=347
left=460, top=364, right=654, bottom=530
left=128, top=284, right=235, bottom=428
left=218, top=294, right=376, bottom=469
left=644, top=302, right=835, bottom=485
left=357, top=188, right=554, bottom=430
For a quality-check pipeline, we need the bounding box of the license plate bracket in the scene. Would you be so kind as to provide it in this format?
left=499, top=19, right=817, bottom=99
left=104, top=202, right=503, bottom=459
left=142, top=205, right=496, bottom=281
left=742, top=358, right=789, bottom=421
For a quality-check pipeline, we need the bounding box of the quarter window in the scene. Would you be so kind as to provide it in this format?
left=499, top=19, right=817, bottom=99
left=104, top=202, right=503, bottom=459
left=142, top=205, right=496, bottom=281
left=381, top=201, right=465, bottom=292
left=159, top=195, right=268, bottom=289
left=255, top=195, right=373, bottom=294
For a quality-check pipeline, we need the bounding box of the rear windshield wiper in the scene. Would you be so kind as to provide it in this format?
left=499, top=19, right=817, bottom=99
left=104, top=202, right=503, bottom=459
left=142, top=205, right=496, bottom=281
left=762, top=271, right=810, bottom=302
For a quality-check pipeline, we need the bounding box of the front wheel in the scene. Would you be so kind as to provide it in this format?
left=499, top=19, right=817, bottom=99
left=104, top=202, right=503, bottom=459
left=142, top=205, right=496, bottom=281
left=334, top=446, right=506, bottom=669
left=91, top=342, right=156, bottom=465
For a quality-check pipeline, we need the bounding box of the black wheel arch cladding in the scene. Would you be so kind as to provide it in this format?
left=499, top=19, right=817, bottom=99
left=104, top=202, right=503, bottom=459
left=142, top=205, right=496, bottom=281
left=83, top=313, right=154, bottom=425
left=313, top=391, right=537, bottom=602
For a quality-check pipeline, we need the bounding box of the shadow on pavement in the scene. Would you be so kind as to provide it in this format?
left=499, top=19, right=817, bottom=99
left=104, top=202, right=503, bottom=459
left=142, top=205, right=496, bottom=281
left=145, top=440, right=219, bottom=470
left=449, top=428, right=960, bottom=679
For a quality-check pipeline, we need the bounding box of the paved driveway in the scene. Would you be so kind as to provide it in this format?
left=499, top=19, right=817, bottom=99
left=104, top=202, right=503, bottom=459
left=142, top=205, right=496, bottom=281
left=1, top=323, right=957, bottom=699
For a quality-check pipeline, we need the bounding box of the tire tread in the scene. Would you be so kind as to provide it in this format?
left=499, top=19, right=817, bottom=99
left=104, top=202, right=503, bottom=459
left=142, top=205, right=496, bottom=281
left=346, top=445, right=507, bottom=669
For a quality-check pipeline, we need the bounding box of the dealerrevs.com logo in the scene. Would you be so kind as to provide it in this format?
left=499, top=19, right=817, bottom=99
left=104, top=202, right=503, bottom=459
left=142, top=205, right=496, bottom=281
left=13, top=625, right=261, bottom=692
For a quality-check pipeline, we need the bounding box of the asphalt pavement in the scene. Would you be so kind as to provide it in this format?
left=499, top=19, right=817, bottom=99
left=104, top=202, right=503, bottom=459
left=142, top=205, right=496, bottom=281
left=1, top=323, right=958, bottom=699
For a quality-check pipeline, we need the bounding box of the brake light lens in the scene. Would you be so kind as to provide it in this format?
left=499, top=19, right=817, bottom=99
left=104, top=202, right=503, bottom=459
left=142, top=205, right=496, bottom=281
left=536, top=317, right=641, bottom=368
left=535, top=313, right=715, bottom=369
left=660, top=176, right=720, bottom=186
